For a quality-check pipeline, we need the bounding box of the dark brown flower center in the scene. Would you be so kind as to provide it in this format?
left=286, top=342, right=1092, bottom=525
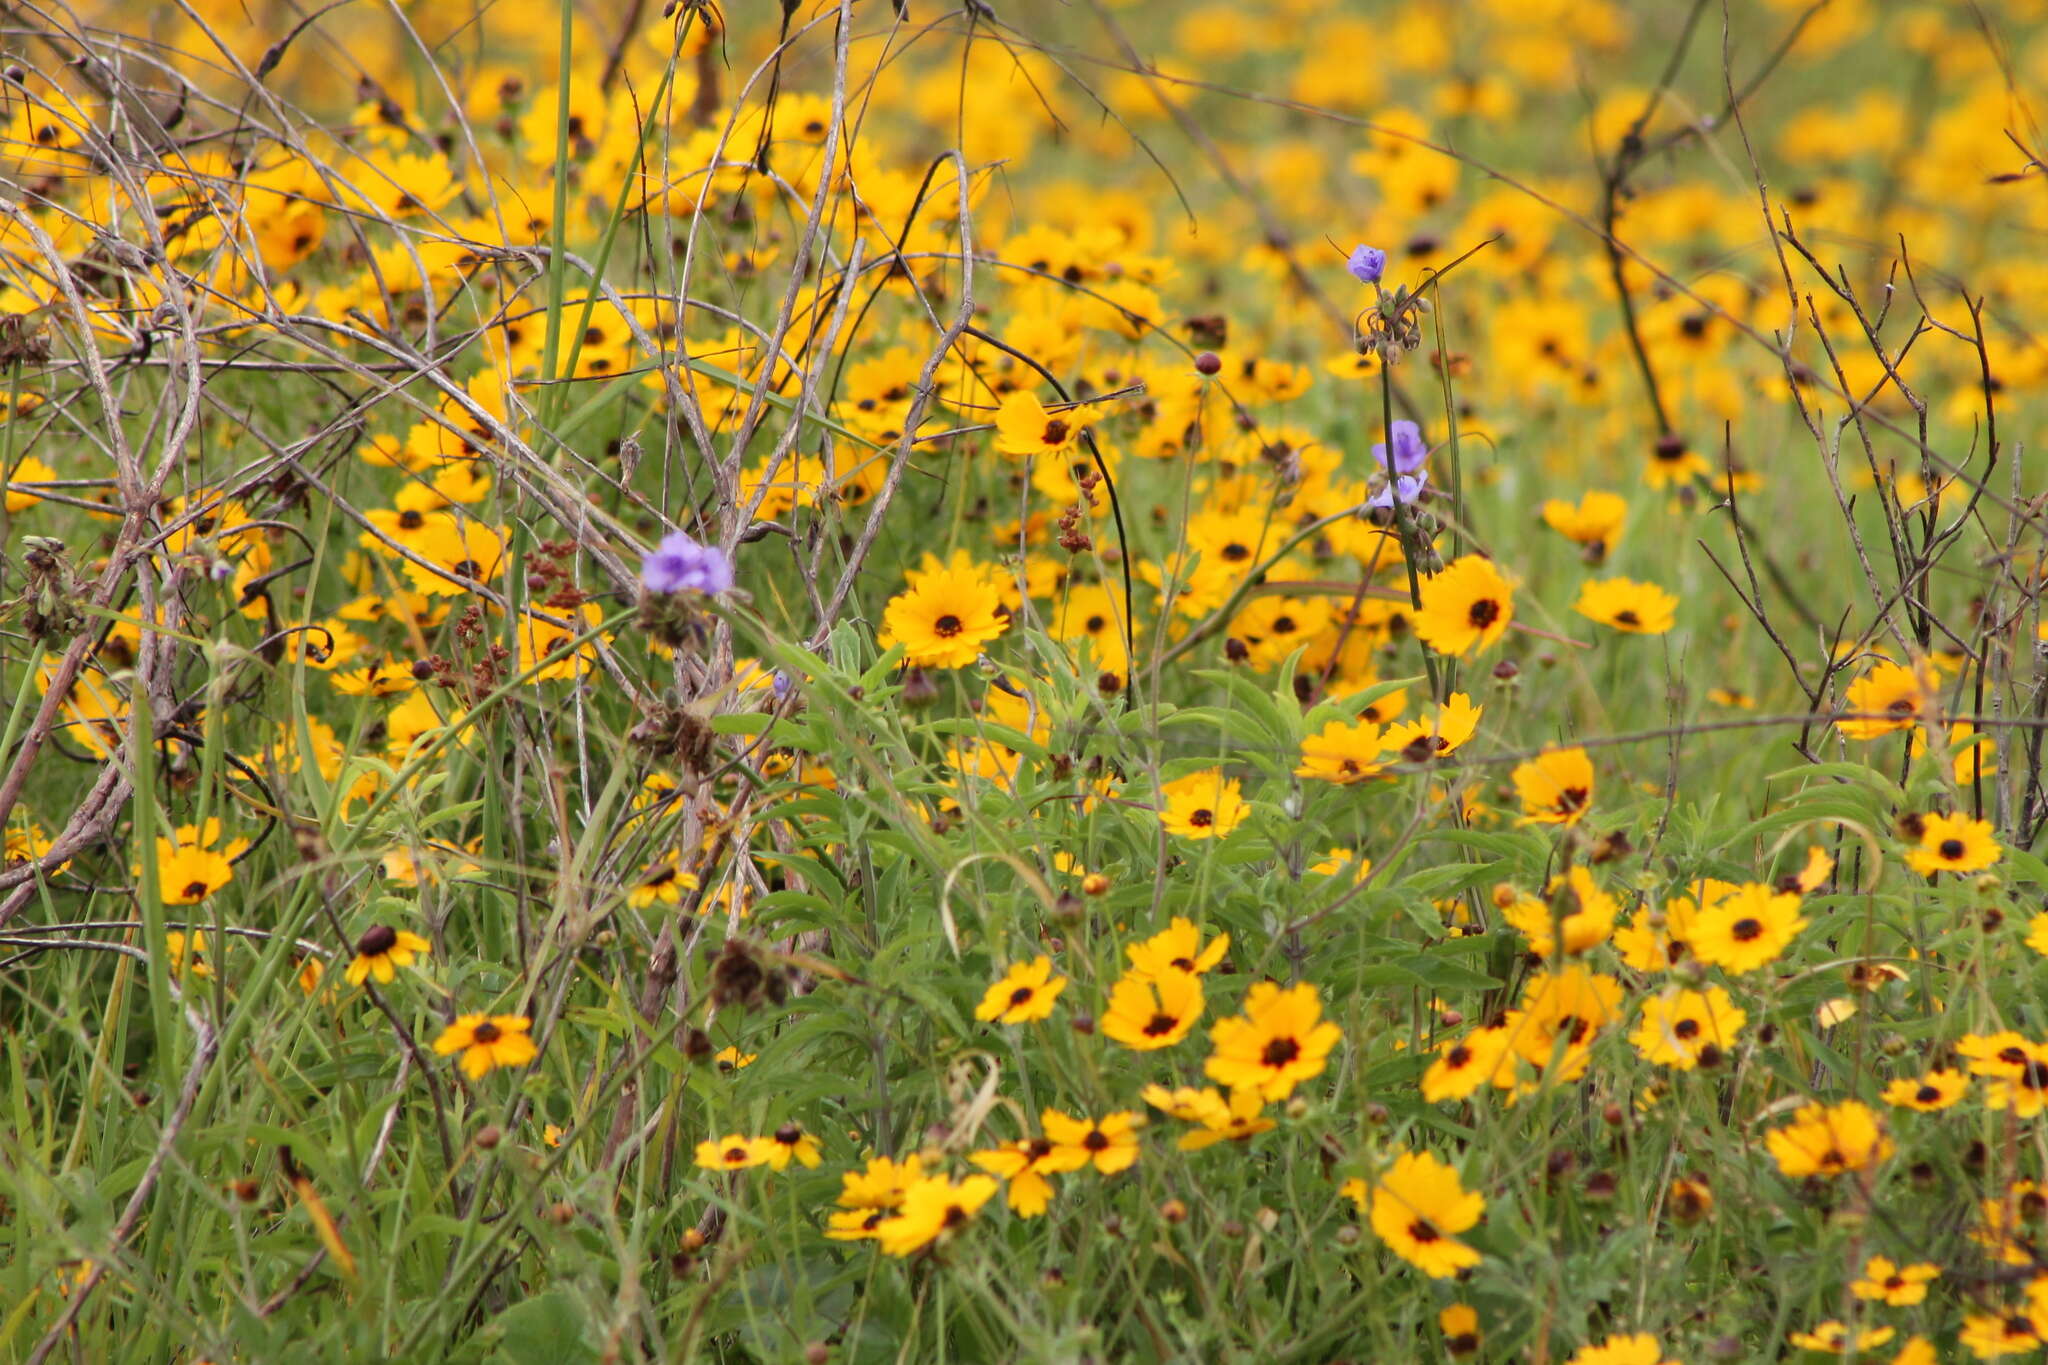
left=1008, top=985, right=1034, bottom=1007
left=1914, top=1084, right=1941, bottom=1104
left=1939, top=838, right=1966, bottom=860
left=473, top=1021, right=502, bottom=1044
left=1614, top=609, right=1640, bottom=627
left=1082, top=1130, right=1109, bottom=1151
left=357, top=924, right=398, bottom=956
left=1673, top=1018, right=1700, bottom=1040
left=1142, top=1012, right=1179, bottom=1036
left=1407, top=1219, right=1440, bottom=1243
left=934, top=613, right=963, bottom=637
left=1261, top=1036, right=1301, bottom=1068
left=183, top=880, right=211, bottom=901
left=1731, top=917, right=1763, bottom=942
left=1041, top=419, right=1070, bottom=445
left=1468, top=598, right=1500, bottom=628
left=1188, top=808, right=1213, bottom=827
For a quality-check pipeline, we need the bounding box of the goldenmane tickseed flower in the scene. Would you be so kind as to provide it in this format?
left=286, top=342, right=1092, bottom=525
left=137, top=819, right=249, bottom=906
left=1177, top=1086, right=1275, bottom=1149
left=1765, top=1100, right=1893, bottom=1177
left=1541, top=489, right=1627, bottom=560
left=1502, top=867, right=1617, bottom=957
left=763, top=1124, right=822, bottom=1170
left=1511, top=746, right=1594, bottom=826
left=1688, top=882, right=1807, bottom=974
left=1420, top=1023, right=1514, bottom=1102
left=970, top=1136, right=1077, bottom=1216
left=344, top=924, right=431, bottom=986
left=1979, top=1039, right=2048, bottom=1117
left=1781, top=843, right=1834, bottom=893
left=640, top=530, right=733, bottom=595
left=166, top=929, right=211, bottom=979
left=1296, top=716, right=1386, bottom=782
left=1414, top=555, right=1514, bottom=658
left=1961, top=1311, right=2044, bottom=1359
left=1125, top=916, right=1229, bottom=980
left=974, top=956, right=1065, bottom=1025
left=1101, top=968, right=1204, bottom=1050
left=1564, top=1333, right=1681, bottom=1365
left=1905, top=811, right=2001, bottom=876
left=876, top=1174, right=998, bottom=1257
left=1573, top=577, right=1678, bottom=634
left=1439, top=1304, right=1481, bottom=1357
left=695, top=1134, right=774, bottom=1171
left=992, top=389, right=1099, bottom=458
left=1851, top=1256, right=1940, bottom=1306
left=1355, top=1149, right=1484, bottom=1279
left=432, top=1013, right=538, bottom=1079
left=1381, top=692, right=1483, bottom=763
left=1156, top=768, right=1250, bottom=839
left=881, top=566, right=1009, bottom=669
left=1628, top=986, right=1746, bottom=1070
left=1837, top=659, right=1938, bottom=739
left=1508, top=965, right=1624, bottom=1080
left=1881, top=1067, right=1968, bottom=1111
left=1790, top=1321, right=1897, bottom=1354
left=1041, top=1108, right=1143, bottom=1174
left=1205, top=980, right=1342, bottom=1100
left=826, top=1155, right=923, bottom=1241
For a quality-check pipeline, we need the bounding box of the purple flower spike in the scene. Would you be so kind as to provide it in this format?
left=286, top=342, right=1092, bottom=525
left=641, top=531, right=734, bottom=596
left=1372, top=419, right=1428, bottom=475
left=1346, top=243, right=1386, bottom=285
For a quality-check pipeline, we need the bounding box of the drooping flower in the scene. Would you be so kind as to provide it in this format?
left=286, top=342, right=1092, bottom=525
left=1765, top=1100, right=1893, bottom=1177
left=973, top=956, right=1066, bottom=1025
left=1359, top=1149, right=1484, bottom=1279
left=1205, top=980, right=1343, bottom=1100
left=1177, top=1086, right=1276, bottom=1150
left=1541, top=490, right=1628, bottom=561
left=432, top=1013, right=539, bottom=1079
left=1511, top=746, right=1595, bottom=825
left=1439, top=1304, right=1481, bottom=1357
left=641, top=530, right=734, bottom=595
left=1414, top=556, right=1515, bottom=658
left=344, top=924, right=431, bottom=986
left=1346, top=243, right=1387, bottom=284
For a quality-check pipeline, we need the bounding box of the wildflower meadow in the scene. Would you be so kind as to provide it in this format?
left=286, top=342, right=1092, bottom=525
left=3, top=0, right=2047, bottom=1360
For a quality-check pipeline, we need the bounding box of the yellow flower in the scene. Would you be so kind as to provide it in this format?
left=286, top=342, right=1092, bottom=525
left=1541, top=490, right=1627, bottom=557
left=1688, top=882, right=1807, bottom=974
left=1837, top=659, right=1937, bottom=740
left=1788, top=1321, right=1895, bottom=1354
left=880, top=566, right=1010, bottom=669
left=1380, top=692, right=1484, bottom=762
left=713, top=1045, right=757, bottom=1072
left=1511, top=746, right=1595, bottom=825
left=973, top=955, right=1066, bottom=1025
left=1905, top=811, right=2001, bottom=876
left=1628, top=986, right=1746, bottom=1070
left=1573, top=577, right=1678, bottom=634
left=1205, top=980, right=1342, bottom=1101
left=1176, top=1086, right=1275, bottom=1150
left=1156, top=768, right=1250, bottom=839
left=1124, top=916, right=1229, bottom=980
left=5, top=454, right=56, bottom=512
left=762, top=1124, right=823, bottom=1171
left=1850, top=1256, right=1940, bottom=1306
left=1439, top=1303, right=1482, bottom=1356
left=344, top=924, right=431, bottom=986
left=1358, top=1149, right=1484, bottom=1279
left=875, top=1174, right=998, bottom=1256
left=1040, top=1107, right=1143, bottom=1174
left=1502, top=868, right=1617, bottom=957
left=1296, top=717, right=1386, bottom=782
left=1414, top=555, right=1515, bottom=658
left=992, top=388, right=1099, bottom=459
left=970, top=1136, right=1076, bottom=1216
left=1765, top=1100, right=1892, bottom=1177
left=1101, top=968, right=1204, bottom=1051
left=695, top=1134, right=774, bottom=1171
left=1565, top=1333, right=1682, bottom=1365
left=166, top=929, right=211, bottom=979
left=432, top=1013, right=538, bottom=1079
left=1881, top=1067, right=1968, bottom=1111
left=826, top=1155, right=923, bottom=1241
left=1420, top=1025, right=1513, bottom=1102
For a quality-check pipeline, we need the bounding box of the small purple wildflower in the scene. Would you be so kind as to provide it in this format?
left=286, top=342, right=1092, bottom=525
left=1366, top=470, right=1428, bottom=510
left=641, top=531, right=734, bottom=596
left=1346, top=243, right=1386, bottom=285
left=1372, top=419, right=1428, bottom=475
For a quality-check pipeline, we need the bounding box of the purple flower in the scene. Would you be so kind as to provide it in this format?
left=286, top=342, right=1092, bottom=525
left=641, top=531, right=733, bottom=596
left=1372, top=419, right=1428, bottom=475
left=1346, top=243, right=1386, bottom=285
left=1366, top=469, right=1428, bottom=510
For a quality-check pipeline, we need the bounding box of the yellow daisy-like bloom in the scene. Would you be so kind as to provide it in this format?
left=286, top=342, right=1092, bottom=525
left=695, top=1134, right=774, bottom=1171
left=1511, top=746, right=1595, bottom=826
left=1564, top=1333, right=1682, bottom=1365
left=1836, top=659, right=1938, bottom=740
left=1688, top=882, right=1807, bottom=974
left=991, top=388, right=1100, bottom=459
left=1177, top=1086, right=1275, bottom=1150
left=1413, top=555, right=1515, bottom=658
left=156, top=842, right=236, bottom=905
left=1140, top=1083, right=1230, bottom=1127
left=973, top=955, right=1066, bottom=1025
left=876, top=1174, right=999, bottom=1257
left=1380, top=692, right=1484, bottom=763
left=1961, top=1313, right=2043, bottom=1359
left=166, top=929, right=211, bottom=980
left=1628, top=986, right=1747, bottom=1070
left=1541, top=489, right=1628, bottom=558
left=1041, top=1108, right=1143, bottom=1175
left=1156, top=768, right=1250, bottom=839
left=1502, top=868, right=1617, bottom=958
left=1851, top=1256, right=1940, bottom=1306
left=825, top=1155, right=923, bottom=1241
left=1296, top=717, right=1386, bottom=783
left=881, top=566, right=1010, bottom=669
left=1359, top=1149, right=1484, bottom=1279
left=1439, top=1303, right=1482, bottom=1356
left=1980, top=1039, right=2048, bottom=1118
left=762, top=1124, right=823, bottom=1171
left=432, top=1013, right=538, bottom=1079
left=1905, top=811, right=2001, bottom=876
left=1881, top=1067, right=1968, bottom=1111
left=970, top=1136, right=1077, bottom=1217
left=1420, top=1025, right=1514, bottom=1102
left=1788, top=1321, right=1896, bottom=1354
left=344, top=924, right=431, bottom=986
left=1124, top=916, right=1229, bottom=980
left=1508, top=965, right=1625, bottom=1079
left=1101, top=968, right=1204, bottom=1051
left=1765, top=1100, right=1893, bottom=1177
left=1573, top=577, right=1678, bottom=634
left=1205, top=980, right=1343, bottom=1101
